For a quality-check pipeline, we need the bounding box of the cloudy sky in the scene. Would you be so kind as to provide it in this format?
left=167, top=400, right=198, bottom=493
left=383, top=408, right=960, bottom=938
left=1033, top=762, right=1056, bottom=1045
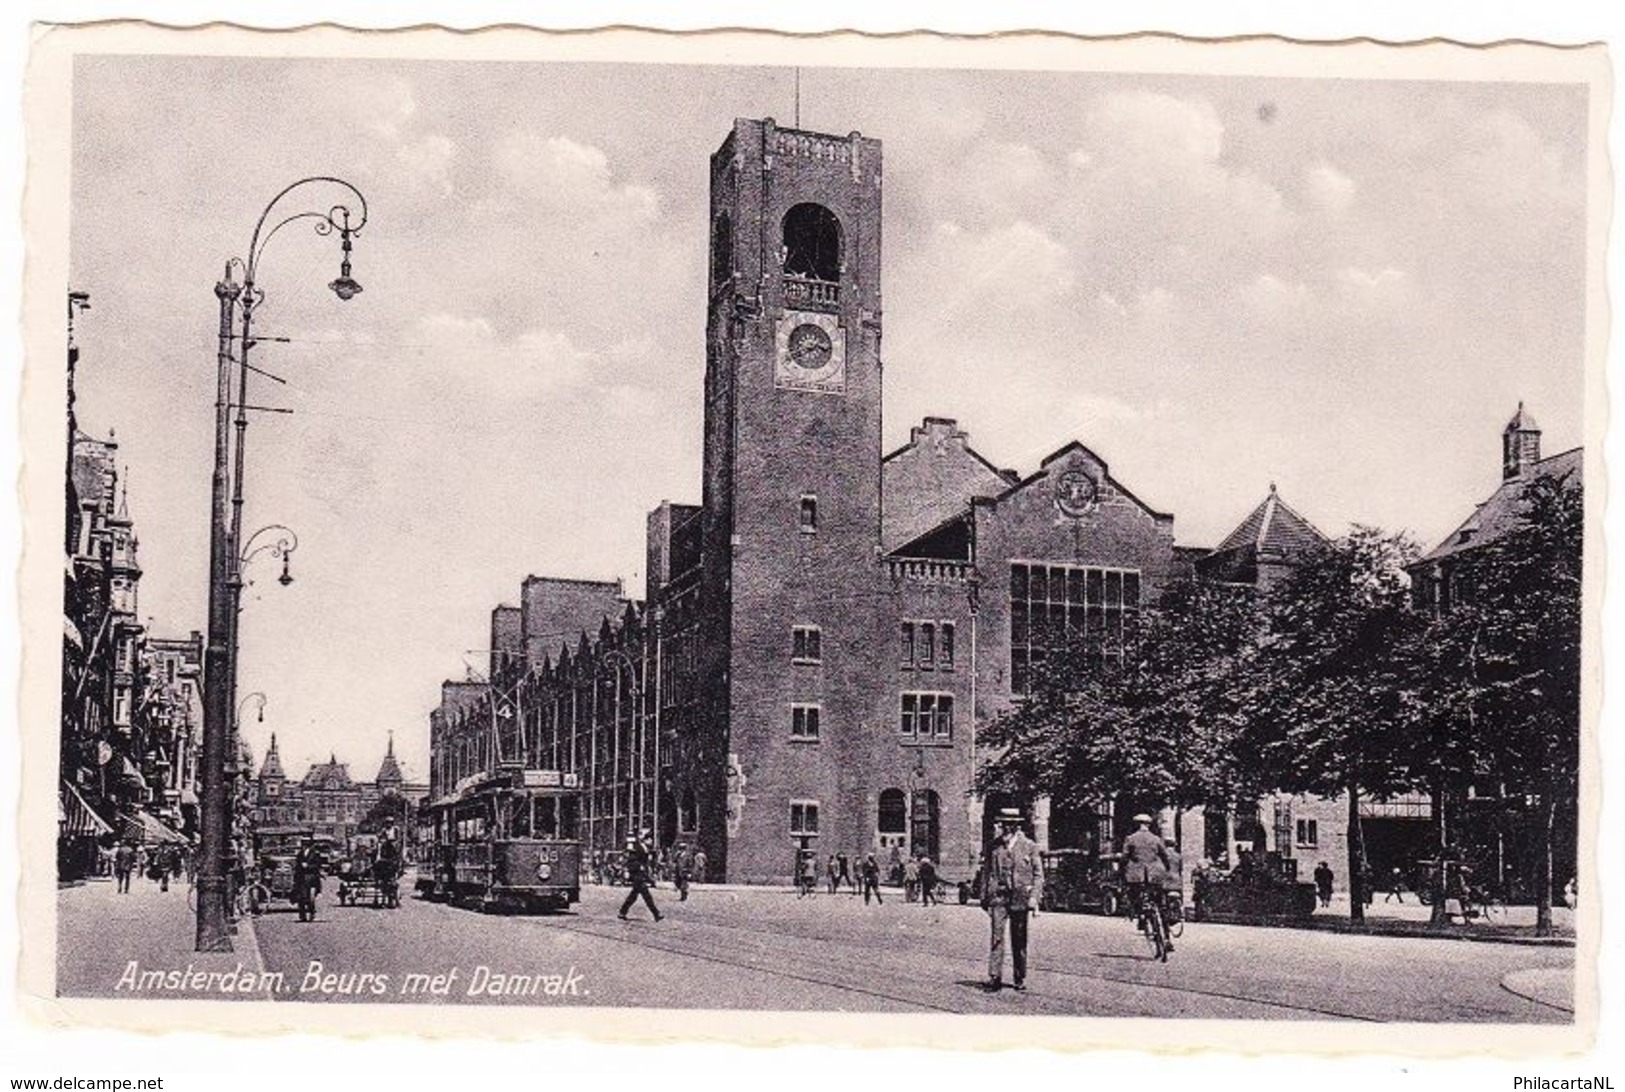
left=67, top=56, right=1590, bottom=781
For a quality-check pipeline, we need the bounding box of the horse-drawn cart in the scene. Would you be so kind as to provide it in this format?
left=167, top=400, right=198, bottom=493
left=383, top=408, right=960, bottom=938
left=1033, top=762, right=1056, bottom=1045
left=336, top=835, right=402, bottom=909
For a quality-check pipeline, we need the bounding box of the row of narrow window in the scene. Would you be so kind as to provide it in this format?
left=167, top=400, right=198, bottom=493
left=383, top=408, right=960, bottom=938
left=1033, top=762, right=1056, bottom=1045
left=792, top=621, right=957, bottom=669
left=789, top=693, right=953, bottom=743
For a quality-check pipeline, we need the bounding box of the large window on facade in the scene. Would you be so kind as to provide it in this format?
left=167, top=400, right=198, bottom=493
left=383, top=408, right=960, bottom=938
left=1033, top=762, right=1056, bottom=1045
left=1009, top=562, right=1141, bottom=694
left=878, top=789, right=907, bottom=836
left=792, top=625, right=822, bottom=664
left=790, top=800, right=821, bottom=837
left=900, top=620, right=956, bottom=671
left=791, top=704, right=821, bottom=742
left=900, top=692, right=953, bottom=743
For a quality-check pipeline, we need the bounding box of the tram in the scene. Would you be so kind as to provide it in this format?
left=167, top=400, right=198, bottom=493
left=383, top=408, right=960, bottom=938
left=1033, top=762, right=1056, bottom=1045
left=416, top=765, right=582, bottom=912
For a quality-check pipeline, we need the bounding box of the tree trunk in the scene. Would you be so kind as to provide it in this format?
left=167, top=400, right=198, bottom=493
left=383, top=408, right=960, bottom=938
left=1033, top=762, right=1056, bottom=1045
left=1535, top=781, right=1555, bottom=937
left=1346, top=779, right=1365, bottom=924
left=1429, top=776, right=1448, bottom=926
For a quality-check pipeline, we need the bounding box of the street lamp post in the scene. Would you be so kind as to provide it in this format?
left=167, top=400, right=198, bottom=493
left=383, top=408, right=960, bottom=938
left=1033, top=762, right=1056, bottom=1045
left=196, top=178, right=368, bottom=953
left=600, top=649, right=643, bottom=851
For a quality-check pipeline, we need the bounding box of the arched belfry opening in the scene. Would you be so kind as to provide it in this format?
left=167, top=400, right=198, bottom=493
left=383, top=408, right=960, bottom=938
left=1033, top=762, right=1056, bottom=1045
left=782, top=203, right=842, bottom=283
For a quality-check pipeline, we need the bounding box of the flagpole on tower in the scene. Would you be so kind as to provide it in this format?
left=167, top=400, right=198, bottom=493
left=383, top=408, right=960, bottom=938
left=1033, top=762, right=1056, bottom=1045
left=794, top=67, right=801, bottom=128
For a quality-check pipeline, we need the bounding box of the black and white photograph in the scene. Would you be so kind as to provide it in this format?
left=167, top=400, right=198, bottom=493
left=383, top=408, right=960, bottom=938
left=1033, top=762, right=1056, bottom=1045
left=15, top=20, right=1608, bottom=1056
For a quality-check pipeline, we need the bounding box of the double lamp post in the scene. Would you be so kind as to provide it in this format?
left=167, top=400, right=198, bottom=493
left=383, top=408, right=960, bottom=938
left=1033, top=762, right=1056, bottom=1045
left=196, top=177, right=369, bottom=953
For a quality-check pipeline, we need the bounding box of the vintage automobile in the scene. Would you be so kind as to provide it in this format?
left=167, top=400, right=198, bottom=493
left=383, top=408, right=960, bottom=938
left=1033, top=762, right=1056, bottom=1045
left=246, top=824, right=314, bottom=914
left=1191, top=850, right=1318, bottom=922
left=1038, top=848, right=1130, bottom=916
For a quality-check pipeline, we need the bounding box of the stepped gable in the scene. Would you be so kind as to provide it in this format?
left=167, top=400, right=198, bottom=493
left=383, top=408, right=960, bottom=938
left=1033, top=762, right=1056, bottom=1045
left=881, top=417, right=1017, bottom=553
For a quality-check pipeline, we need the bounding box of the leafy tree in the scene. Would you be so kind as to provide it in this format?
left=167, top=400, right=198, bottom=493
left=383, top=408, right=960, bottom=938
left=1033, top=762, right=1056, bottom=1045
left=1433, top=472, right=1581, bottom=934
left=1244, top=527, right=1426, bottom=922
left=977, top=578, right=1260, bottom=847
left=358, top=790, right=410, bottom=836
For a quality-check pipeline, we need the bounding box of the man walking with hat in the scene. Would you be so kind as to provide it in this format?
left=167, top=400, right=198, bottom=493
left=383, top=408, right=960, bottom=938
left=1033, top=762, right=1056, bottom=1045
left=618, top=831, right=663, bottom=922
left=981, top=808, right=1043, bottom=991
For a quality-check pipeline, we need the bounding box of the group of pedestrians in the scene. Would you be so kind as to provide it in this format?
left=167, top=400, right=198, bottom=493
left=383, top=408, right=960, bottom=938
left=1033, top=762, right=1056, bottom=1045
left=901, top=855, right=940, bottom=904
left=109, top=840, right=188, bottom=894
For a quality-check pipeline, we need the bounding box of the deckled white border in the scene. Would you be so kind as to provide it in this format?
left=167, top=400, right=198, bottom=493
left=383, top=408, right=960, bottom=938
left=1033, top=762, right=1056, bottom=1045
left=13, top=19, right=1611, bottom=1057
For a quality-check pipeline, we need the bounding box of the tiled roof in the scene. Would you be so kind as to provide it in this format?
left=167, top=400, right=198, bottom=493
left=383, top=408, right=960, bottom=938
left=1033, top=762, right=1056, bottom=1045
left=376, top=733, right=404, bottom=784
left=303, top=754, right=354, bottom=789
left=1211, top=486, right=1325, bottom=558
left=258, top=734, right=285, bottom=781
left=1505, top=402, right=1540, bottom=433
left=1422, top=447, right=1581, bottom=563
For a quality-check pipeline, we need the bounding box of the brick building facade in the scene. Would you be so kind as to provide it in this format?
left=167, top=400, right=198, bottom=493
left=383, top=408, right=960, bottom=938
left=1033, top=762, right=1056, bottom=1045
left=425, top=117, right=1573, bottom=890
left=427, top=118, right=1199, bottom=884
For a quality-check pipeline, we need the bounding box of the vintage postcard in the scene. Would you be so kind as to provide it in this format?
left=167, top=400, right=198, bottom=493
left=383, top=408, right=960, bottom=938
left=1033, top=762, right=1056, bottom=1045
left=16, top=23, right=1609, bottom=1052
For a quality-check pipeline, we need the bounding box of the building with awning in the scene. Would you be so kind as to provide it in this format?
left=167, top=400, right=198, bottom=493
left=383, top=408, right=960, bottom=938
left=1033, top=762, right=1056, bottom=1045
left=120, top=809, right=188, bottom=845
left=61, top=781, right=112, bottom=838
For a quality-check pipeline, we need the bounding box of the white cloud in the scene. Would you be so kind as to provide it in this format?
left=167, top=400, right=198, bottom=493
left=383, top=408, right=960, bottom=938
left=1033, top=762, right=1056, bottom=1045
left=1337, top=266, right=1406, bottom=291
left=1305, top=163, right=1356, bottom=214
left=360, top=76, right=418, bottom=140
left=409, top=313, right=597, bottom=400
left=397, top=133, right=457, bottom=196
left=1082, top=91, right=1225, bottom=170
left=918, top=219, right=1075, bottom=311
left=1238, top=273, right=1311, bottom=317
left=494, top=134, right=660, bottom=222
left=1061, top=91, right=1290, bottom=303
left=1334, top=266, right=1410, bottom=309
left=1457, top=110, right=1572, bottom=208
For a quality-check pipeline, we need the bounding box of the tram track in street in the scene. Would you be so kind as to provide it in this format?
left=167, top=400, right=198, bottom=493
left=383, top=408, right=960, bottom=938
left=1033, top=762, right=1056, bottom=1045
left=510, top=895, right=1378, bottom=1020
left=634, top=899, right=1384, bottom=1021
left=511, top=907, right=966, bottom=1013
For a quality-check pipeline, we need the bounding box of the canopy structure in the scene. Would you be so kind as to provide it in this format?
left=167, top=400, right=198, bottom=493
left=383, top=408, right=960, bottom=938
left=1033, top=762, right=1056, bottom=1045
left=120, top=809, right=187, bottom=845
left=61, top=782, right=112, bottom=837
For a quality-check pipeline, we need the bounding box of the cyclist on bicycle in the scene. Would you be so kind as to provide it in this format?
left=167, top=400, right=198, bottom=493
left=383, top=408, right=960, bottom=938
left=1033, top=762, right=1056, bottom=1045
left=1122, top=813, right=1175, bottom=953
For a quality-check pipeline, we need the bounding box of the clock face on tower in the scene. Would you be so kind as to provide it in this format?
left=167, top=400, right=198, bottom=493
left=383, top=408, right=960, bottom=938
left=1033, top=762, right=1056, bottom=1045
left=788, top=324, right=833, bottom=369
left=775, top=310, right=846, bottom=393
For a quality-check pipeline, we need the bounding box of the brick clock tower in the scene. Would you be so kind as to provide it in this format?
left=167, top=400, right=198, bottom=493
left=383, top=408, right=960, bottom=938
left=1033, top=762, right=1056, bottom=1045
left=694, top=118, right=886, bottom=882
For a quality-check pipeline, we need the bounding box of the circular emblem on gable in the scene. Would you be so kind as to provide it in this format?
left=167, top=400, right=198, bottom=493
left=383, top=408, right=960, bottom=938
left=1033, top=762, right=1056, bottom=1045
left=1056, top=469, right=1099, bottom=518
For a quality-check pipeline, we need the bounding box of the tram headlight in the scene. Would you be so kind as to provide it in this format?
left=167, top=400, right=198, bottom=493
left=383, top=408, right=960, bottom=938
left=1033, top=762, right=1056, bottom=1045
left=537, top=862, right=553, bottom=882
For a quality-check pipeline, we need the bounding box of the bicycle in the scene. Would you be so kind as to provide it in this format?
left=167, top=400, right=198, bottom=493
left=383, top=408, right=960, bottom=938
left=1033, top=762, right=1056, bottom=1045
left=1132, top=886, right=1171, bottom=962
left=1162, top=889, right=1185, bottom=941
left=1464, top=883, right=1508, bottom=925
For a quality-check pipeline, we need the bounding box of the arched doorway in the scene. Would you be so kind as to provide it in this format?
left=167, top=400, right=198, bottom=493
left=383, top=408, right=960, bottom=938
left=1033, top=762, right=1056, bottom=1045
left=910, top=789, right=940, bottom=862
left=877, top=788, right=907, bottom=854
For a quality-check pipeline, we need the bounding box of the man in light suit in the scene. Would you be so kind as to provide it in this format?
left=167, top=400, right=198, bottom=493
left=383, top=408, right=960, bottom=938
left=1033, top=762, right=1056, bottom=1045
left=981, top=808, right=1044, bottom=992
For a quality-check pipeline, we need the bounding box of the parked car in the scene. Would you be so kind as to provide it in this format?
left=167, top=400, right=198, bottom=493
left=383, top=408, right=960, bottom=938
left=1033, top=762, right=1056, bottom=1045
left=1038, top=848, right=1129, bottom=916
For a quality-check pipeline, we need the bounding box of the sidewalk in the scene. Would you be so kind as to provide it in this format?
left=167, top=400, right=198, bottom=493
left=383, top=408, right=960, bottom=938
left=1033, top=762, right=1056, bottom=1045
left=1214, top=893, right=1576, bottom=947
left=57, top=873, right=271, bottom=999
